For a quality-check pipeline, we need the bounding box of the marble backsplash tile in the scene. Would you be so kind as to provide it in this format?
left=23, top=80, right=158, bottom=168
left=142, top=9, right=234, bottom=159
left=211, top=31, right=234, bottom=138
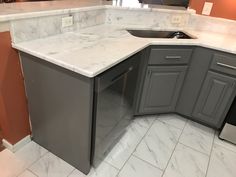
left=10, top=6, right=236, bottom=44
left=105, top=8, right=190, bottom=29
left=74, top=9, right=106, bottom=30
left=10, top=9, right=106, bottom=43
left=187, top=14, right=236, bottom=36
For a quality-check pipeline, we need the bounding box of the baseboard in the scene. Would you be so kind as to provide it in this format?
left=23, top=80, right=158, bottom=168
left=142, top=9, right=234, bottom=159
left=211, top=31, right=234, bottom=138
left=2, top=135, right=31, bottom=152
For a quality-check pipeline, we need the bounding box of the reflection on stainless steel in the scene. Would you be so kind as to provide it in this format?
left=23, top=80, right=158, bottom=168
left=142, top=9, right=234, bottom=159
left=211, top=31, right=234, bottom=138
left=92, top=54, right=140, bottom=164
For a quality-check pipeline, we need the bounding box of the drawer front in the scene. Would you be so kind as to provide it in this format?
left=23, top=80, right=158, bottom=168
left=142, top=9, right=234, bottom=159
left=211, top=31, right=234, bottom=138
left=210, top=54, right=236, bottom=76
left=149, top=48, right=192, bottom=65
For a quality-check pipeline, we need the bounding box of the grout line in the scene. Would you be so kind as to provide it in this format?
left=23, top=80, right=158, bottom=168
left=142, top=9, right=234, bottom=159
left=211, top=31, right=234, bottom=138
left=132, top=154, right=164, bottom=172
left=204, top=130, right=216, bottom=177
left=214, top=132, right=236, bottom=154
left=178, top=142, right=210, bottom=157
left=27, top=169, right=40, bottom=177
left=115, top=116, right=157, bottom=177
left=16, top=145, right=49, bottom=177
left=26, top=151, right=50, bottom=172
left=66, top=168, right=76, bottom=177
left=156, top=114, right=188, bottom=131
left=161, top=118, right=188, bottom=177
left=103, top=160, right=120, bottom=171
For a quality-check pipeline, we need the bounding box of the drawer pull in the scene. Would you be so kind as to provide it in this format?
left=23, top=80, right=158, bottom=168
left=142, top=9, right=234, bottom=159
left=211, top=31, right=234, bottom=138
left=217, top=62, right=236, bottom=70
left=165, top=56, right=182, bottom=60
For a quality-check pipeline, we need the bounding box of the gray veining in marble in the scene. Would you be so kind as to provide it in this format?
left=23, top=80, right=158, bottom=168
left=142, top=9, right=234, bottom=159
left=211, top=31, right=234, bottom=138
left=96, top=116, right=155, bottom=169
left=179, top=121, right=215, bottom=155
left=207, top=144, right=236, bottom=177
left=118, top=155, right=163, bottom=177
left=1, top=114, right=236, bottom=177
left=163, top=143, right=209, bottom=177
left=29, top=152, right=75, bottom=177
left=18, top=170, right=37, bottom=177
left=10, top=8, right=106, bottom=43
left=134, top=120, right=182, bottom=170
left=156, top=114, right=187, bottom=130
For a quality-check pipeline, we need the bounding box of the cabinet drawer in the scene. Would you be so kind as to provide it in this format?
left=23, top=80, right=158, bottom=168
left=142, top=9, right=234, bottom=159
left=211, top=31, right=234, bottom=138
left=149, top=48, right=192, bottom=65
left=210, top=54, right=236, bottom=76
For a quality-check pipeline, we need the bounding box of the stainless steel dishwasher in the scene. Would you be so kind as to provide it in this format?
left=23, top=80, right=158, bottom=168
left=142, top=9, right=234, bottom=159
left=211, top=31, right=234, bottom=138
left=91, top=53, right=141, bottom=164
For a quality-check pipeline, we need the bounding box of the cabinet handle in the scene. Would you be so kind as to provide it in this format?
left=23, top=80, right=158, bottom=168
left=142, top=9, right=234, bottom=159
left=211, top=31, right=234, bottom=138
left=217, top=62, right=236, bottom=70
left=165, top=56, right=182, bottom=60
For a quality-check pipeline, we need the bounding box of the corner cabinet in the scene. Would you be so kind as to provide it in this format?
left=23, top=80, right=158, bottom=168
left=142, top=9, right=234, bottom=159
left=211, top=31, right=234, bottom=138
left=139, top=66, right=187, bottom=113
left=193, top=72, right=236, bottom=129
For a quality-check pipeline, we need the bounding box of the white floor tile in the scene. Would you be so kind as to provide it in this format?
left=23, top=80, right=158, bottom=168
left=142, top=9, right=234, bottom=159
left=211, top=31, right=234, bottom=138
left=0, top=149, right=25, bottom=177
left=18, top=170, right=37, bottom=177
left=118, top=155, right=163, bottom=177
left=207, top=144, right=236, bottom=177
left=157, top=114, right=187, bottom=130
left=214, top=132, right=236, bottom=153
left=179, top=121, right=215, bottom=155
left=68, top=161, right=118, bottom=177
left=163, top=143, right=209, bottom=177
left=15, top=141, right=48, bottom=169
left=29, top=152, right=74, bottom=177
left=99, top=116, right=155, bottom=169
left=133, top=120, right=181, bottom=170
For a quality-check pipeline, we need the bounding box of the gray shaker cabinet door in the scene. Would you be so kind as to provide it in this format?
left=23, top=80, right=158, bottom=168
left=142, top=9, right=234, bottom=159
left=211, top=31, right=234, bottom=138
left=192, top=71, right=236, bottom=128
left=139, top=66, right=187, bottom=114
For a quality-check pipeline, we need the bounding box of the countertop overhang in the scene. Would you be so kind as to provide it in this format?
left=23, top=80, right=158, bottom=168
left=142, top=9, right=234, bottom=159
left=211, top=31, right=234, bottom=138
left=13, top=25, right=236, bottom=78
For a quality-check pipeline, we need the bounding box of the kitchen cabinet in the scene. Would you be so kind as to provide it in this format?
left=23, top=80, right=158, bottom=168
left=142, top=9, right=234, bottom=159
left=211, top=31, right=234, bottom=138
left=139, top=66, right=187, bottom=113
left=137, top=46, right=192, bottom=114
left=138, top=46, right=236, bottom=129
left=192, top=71, right=236, bottom=128
left=176, top=47, right=214, bottom=117
left=177, top=48, right=236, bottom=128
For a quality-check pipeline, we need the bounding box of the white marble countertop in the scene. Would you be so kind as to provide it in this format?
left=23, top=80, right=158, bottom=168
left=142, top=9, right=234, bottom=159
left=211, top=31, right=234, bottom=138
left=13, top=24, right=236, bottom=77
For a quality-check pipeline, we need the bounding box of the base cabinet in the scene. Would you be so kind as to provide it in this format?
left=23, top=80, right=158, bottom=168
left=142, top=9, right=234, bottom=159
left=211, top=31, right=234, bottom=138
left=139, top=66, right=187, bottom=114
left=192, top=71, right=236, bottom=128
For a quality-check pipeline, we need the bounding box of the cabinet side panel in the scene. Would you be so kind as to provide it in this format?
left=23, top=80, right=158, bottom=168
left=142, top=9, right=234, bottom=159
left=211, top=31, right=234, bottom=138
left=176, top=47, right=213, bottom=116
left=20, top=53, right=93, bottom=174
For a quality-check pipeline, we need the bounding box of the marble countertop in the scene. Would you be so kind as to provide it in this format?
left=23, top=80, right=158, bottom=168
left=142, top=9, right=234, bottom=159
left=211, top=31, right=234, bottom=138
left=13, top=24, right=236, bottom=77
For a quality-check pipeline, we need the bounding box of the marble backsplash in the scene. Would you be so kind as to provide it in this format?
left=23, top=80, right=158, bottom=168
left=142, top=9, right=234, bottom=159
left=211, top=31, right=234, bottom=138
left=105, top=8, right=190, bottom=29
left=9, top=6, right=236, bottom=44
left=10, top=8, right=106, bottom=43
left=187, top=14, right=236, bottom=36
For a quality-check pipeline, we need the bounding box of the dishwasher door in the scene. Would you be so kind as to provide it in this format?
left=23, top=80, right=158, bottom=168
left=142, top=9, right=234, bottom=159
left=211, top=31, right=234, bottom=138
left=91, top=54, right=140, bottom=164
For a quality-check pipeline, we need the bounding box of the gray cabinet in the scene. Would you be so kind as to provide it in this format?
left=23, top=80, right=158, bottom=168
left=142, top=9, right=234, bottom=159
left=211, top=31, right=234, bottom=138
left=139, top=66, right=187, bottom=113
left=192, top=71, right=236, bottom=128
left=176, top=47, right=214, bottom=117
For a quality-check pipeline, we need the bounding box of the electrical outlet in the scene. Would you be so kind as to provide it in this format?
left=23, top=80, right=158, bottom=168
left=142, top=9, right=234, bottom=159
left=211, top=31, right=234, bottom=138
left=202, top=2, right=213, bottom=15
left=61, top=16, right=73, bottom=28
left=171, top=15, right=182, bottom=24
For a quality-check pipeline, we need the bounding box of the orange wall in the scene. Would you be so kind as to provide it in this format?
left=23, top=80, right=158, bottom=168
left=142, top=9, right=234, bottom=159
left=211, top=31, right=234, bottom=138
left=189, top=0, right=236, bottom=20
left=0, top=31, right=31, bottom=145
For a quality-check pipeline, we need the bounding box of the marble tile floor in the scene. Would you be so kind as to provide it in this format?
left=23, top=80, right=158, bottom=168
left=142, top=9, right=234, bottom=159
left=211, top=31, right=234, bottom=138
left=1, top=114, right=236, bottom=177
